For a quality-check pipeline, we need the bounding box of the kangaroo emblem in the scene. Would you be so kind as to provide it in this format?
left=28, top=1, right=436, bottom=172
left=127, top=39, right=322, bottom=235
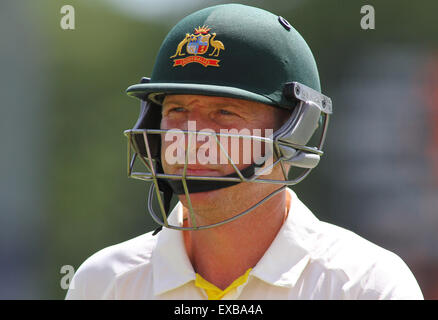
left=170, top=34, right=191, bottom=58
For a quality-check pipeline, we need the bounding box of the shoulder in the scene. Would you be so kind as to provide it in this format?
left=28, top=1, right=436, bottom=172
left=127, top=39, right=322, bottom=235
left=306, top=219, right=423, bottom=299
left=65, top=231, right=157, bottom=300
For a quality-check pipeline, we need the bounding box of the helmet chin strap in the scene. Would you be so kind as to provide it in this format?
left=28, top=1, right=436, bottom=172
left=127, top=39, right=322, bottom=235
left=160, top=163, right=260, bottom=195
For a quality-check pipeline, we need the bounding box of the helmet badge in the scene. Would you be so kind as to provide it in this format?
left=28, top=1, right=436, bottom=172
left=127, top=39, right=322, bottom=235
left=170, top=25, right=225, bottom=67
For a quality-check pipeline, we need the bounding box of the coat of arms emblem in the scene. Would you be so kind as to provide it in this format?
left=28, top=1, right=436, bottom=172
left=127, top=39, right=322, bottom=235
left=170, top=26, right=225, bottom=67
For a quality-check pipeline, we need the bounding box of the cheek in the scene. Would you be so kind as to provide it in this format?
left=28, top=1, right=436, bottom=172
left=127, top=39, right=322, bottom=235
left=160, top=131, right=186, bottom=167
left=258, top=114, right=278, bottom=131
left=160, top=117, right=173, bottom=130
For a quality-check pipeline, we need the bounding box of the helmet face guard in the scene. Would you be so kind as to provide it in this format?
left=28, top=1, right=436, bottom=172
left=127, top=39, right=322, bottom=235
left=124, top=82, right=332, bottom=231
left=123, top=4, right=333, bottom=231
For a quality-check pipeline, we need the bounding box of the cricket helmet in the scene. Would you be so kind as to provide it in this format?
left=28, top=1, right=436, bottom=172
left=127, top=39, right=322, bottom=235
left=124, top=4, right=332, bottom=231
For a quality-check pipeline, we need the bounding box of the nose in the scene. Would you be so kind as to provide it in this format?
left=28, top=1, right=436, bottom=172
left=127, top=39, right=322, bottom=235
left=179, top=108, right=213, bottom=132
left=179, top=109, right=219, bottom=144
left=163, top=109, right=215, bottom=159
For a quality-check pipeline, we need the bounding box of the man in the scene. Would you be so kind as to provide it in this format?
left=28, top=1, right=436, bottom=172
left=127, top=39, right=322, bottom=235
left=66, top=4, right=423, bottom=299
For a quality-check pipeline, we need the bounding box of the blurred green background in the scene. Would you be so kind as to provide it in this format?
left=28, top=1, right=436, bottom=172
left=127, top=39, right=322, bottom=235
left=1, top=0, right=437, bottom=299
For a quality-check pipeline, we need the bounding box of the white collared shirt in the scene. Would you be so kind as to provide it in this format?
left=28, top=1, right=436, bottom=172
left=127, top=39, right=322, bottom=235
left=66, top=188, right=423, bottom=300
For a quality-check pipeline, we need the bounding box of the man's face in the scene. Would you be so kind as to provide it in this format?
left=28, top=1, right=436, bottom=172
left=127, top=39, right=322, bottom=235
left=159, top=94, right=291, bottom=222
left=160, top=94, right=288, bottom=178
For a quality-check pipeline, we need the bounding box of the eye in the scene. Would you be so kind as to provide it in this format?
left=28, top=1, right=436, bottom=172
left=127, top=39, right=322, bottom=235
left=163, top=106, right=186, bottom=115
left=218, top=109, right=235, bottom=116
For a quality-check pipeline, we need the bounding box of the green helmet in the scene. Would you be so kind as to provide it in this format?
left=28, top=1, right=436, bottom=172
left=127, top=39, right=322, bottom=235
left=124, top=4, right=332, bottom=232
left=127, top=3, right=322, bottom=109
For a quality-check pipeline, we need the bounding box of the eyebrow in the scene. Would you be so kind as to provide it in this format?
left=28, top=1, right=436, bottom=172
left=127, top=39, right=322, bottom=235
left=163, top=98, right=247, bottom=110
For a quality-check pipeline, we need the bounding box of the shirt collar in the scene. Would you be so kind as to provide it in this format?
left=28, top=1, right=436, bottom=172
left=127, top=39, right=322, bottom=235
left=152, top=202, right=196, bottom=296
left=152, top=188, right=318, bottom=295
left=250, top=188, right=317, bottom=288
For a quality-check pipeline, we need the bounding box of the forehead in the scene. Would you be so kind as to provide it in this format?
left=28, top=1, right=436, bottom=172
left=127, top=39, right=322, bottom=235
left=162, top=94, right=273, bottom=111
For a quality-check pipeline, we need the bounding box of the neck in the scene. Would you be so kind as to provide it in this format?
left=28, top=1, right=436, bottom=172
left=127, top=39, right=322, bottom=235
left=182, top=187, right=290, bottom=290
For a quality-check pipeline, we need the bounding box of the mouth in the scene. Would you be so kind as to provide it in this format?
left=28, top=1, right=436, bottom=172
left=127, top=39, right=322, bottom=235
left=175, top=166, right=222, bottom=176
